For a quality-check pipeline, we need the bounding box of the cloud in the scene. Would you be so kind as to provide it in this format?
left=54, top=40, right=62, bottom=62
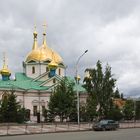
left=0, top=0, right=140, bottom=97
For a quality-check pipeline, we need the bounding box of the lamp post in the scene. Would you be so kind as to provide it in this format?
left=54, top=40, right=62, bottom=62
left=75, top=50, right=88, bottom=125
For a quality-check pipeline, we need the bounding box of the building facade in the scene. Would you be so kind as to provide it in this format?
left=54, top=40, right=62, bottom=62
left=0, top=25, right=86, bottom=119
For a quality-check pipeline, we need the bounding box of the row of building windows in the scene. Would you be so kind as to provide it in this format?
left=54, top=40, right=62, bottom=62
left=32, top=66, right=61, bottom=75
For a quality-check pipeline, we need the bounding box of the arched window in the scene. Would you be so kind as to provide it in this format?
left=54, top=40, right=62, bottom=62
left=2, top=92, right=9, bottom=100
left=33, top=106, right=37, bottom=116
left=59, top=68, right=61, bottom=75
left=53, top=79, right=56, bottom=84
left=32, top=66, right=35, bottom=74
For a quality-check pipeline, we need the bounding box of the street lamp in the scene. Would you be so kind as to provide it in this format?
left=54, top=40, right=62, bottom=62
left=75, top=50, right=88, bottom=124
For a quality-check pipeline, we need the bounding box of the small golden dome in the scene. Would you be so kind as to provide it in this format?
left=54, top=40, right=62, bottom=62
left=0, top=54, right=11, bottom=76
left=76, top=75, right=81, bottom=81
left=48, top=60, right=58, bottom=69
left=0, top=67, right=11, bottom=75
left=48, top=52, right=58, bottom=69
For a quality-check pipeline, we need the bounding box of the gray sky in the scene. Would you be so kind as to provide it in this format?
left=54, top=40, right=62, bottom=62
left=0, top=0, right=140, bottom=97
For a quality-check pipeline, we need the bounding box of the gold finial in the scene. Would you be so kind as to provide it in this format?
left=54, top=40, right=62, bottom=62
left=42, top=21, right=47, bottom=47
left=3, top=52, right=7, bottom=69
left=43, top=21, right=47, bottom=36
left=0, top=52, right=11, bottom=75
left=32, top=23, right=38, bottom=50
left=33, top=23, right=37, bottom=39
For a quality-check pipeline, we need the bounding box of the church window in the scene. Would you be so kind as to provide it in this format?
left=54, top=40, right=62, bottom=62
left=46, top=67, right=49, bottom=72
left=59, top=68, right=61, bottom=75
left=2, top=92, right=9, bottom=100
left=33, top=106, right=37, bottom=116
left=42, top=106, right=45, bottom=115
left=32, top=66, right=35, bottom=74
left=2, top=91, right=9, bottom=100
left=53, top=79, right=56, bottom=83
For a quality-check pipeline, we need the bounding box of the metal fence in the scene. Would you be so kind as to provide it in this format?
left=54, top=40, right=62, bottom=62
left=0, top=122, right=92, bottom=136
left=0, top=121, right=140, bottom=136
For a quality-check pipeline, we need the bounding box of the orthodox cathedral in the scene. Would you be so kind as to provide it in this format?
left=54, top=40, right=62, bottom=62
left=0, top=24, right=86, bottom=119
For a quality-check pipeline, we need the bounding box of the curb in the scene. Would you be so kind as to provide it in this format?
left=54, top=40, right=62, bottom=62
left=0, top=129, right=92, bottom=137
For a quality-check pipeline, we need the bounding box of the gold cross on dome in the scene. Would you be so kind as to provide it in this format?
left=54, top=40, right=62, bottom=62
left=34, top=18, right=37, bottom=31
left=43, top=21, right=47, bottom=34
left=34, top=24, right=36, bottom=31
left=3, top=52, right=8, bottom=69
left=3, top=52, right=6, bottom=65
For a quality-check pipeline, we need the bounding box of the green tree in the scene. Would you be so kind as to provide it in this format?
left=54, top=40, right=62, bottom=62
left=43, top=109, right=55, bottom=122
left=120, top=93, right=124, bottom=99
left=107, top=105, right=123, bottom=121
left=0, top=96, right=9, bottom=122
left=80, top=104, right=87, bottom=122
left=0, top=92, right=27, bottom=123
left=84, top=60, right=118, bottom=120
left=123, top=100, right=134, bottom=120
left=114, top=88, right=121, bottom=98
left=136, top=101, right=140, bottom=120
left=17, top=108, right=30, bottom=123
left=48, top=77, right=76, bottom=122
left=85, top=96, right=97, bottom=121
left=6, top=93, right=19, bottom=122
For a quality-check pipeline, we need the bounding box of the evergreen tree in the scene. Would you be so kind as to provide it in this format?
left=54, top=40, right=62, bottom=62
left=120, top=93, right=124, bottom=99
left=48, top=77, right=76, bottom=122
left=7, top=93, right=19, bottom=122
left=123, top=100, right=134, bottom=120
left=0, top=92, right=27, bottom=123
left=0, top=96, right=9, bottom=122
left=17, top=108, right=29, bottom=123
left=114, top=88, right=121, bottom=98
left=136, top=101, right=140, bottom=120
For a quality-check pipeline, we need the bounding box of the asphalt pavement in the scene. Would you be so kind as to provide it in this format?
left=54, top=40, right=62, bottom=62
left=0, top=128, right=140, bottom=140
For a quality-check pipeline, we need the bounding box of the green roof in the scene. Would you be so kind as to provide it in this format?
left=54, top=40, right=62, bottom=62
left=0, top=73, right=86, bottom=93
left=0, top=73, right=49, bottom=91
left=66, top=76, right=86, bottom=93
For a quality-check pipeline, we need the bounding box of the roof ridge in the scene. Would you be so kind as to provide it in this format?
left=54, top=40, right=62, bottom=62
left=32, top=71, right=50, bottom=82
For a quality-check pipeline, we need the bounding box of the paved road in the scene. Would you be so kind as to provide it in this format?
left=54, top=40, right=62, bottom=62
left=1, top=128, right=140, bottom=140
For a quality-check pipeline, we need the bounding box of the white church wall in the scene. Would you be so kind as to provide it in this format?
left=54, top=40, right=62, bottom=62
left=56, top=67, right=65, bottom=77
left=21, top=92, right=50, bottom=115
left=26, top=64, right=40, bottom=78
left=40, top=64, right=48, bottom=74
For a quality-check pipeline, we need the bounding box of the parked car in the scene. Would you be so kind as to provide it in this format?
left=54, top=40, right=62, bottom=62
left=93, top=120, right=119, bottom=131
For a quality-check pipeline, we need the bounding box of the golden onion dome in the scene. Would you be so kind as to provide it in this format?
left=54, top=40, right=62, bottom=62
left=0, top=54, right=11, bottom=76
left=51, top=49, right=63, bottom=64
left=26, top=45, right=63, bottom=63
left=0, top=67, right=11, bottom=75
left=48, top=52, right=58, bottom=69
left=25, top=26, right=63, bottom=64
left=26, top=48, right=46, bottom=62
left=48, top=60, right=58, bottom=69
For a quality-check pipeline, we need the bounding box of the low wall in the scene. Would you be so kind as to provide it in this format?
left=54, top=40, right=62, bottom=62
left=0, top=121, right=140, bottom=136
